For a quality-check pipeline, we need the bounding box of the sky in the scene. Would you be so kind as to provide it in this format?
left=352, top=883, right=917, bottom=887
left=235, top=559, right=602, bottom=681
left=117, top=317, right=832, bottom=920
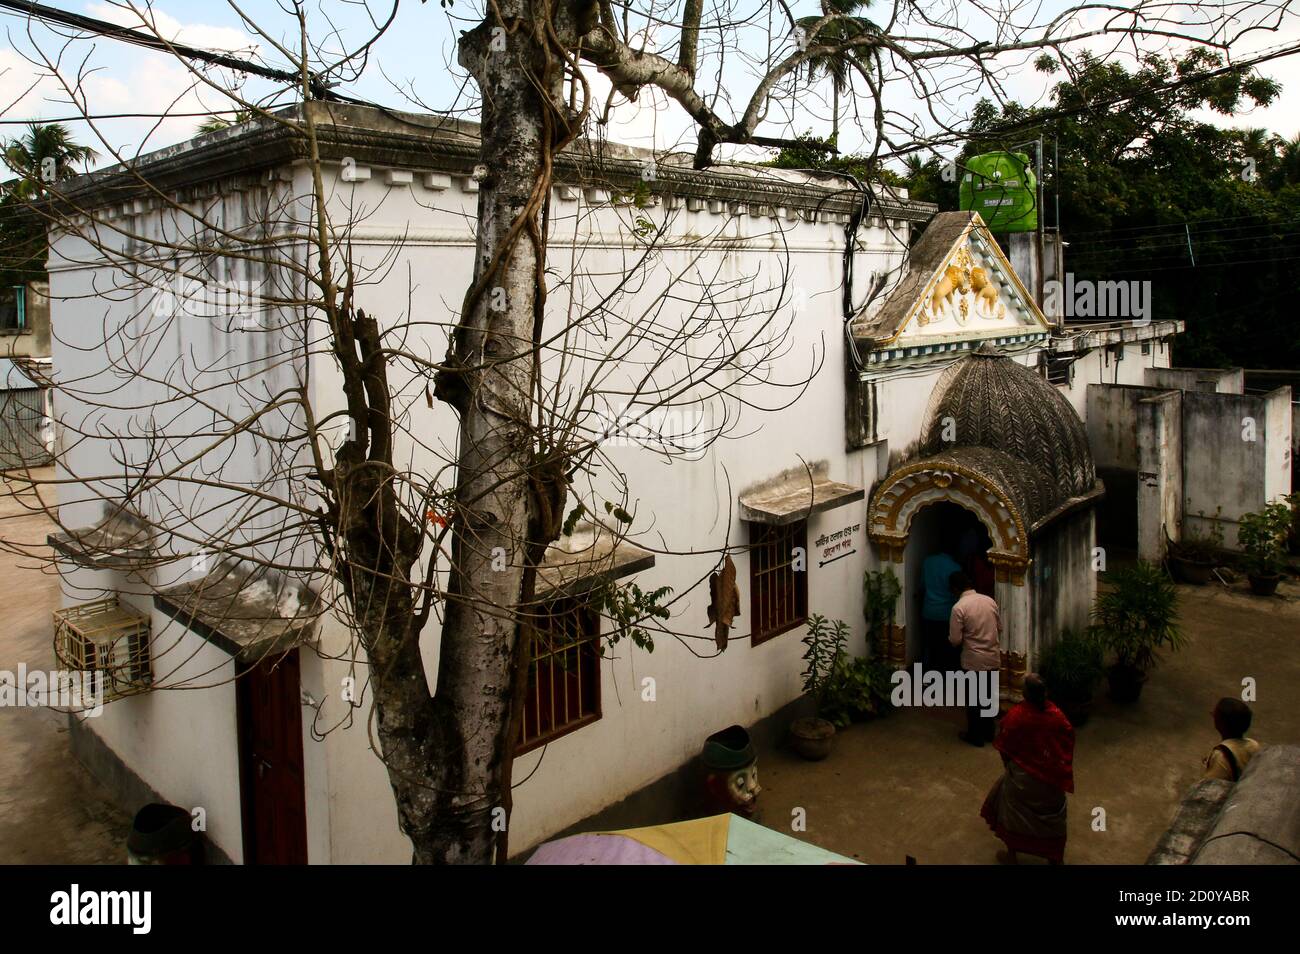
left=1, top=0, right=1298, bottom=176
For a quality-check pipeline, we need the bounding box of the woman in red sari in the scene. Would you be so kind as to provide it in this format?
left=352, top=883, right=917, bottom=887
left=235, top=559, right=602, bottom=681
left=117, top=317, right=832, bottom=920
left=980, top=673, right=1075, bottom=864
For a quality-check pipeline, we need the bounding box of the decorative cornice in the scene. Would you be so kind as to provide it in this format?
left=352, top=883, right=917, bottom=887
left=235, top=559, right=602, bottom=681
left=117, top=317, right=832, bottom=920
left=52, top=102, right=939, bottom=224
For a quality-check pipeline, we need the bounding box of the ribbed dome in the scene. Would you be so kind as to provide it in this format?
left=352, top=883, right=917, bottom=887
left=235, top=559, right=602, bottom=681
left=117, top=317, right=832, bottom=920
left=917, top=343, right=1097, bottom=525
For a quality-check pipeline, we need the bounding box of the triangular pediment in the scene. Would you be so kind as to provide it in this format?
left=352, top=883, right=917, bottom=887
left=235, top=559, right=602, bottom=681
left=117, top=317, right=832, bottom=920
left=852, top=211, right=1051, bottom=349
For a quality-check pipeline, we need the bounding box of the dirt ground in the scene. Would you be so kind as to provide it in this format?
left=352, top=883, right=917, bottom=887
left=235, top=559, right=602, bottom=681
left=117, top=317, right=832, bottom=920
left=754, top=574, right=1300, bottom=865
left=0, top=469, right=130, bottom=864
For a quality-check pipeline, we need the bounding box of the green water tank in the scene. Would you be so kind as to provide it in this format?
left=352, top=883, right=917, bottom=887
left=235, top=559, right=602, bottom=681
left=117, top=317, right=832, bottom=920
left=959, top=152, right=1038, bottom=232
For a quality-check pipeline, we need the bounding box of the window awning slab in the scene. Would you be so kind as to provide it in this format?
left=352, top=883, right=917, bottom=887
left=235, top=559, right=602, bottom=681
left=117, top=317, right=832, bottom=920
left=739, top=475, right=865, bottom=526
left=537, top=532, right=655, bottom=597
left=154, top=561, right=320, bottom=660
left=47, top=506, right=154, bottom=569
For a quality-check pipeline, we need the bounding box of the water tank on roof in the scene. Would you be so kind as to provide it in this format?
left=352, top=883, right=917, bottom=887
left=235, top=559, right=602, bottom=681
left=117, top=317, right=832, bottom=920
left=959, top=152, right=1038, bottom=232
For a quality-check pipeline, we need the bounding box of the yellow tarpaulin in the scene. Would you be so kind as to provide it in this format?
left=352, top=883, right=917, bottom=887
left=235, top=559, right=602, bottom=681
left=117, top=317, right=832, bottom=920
left=600, top=813, right=731, bottom=865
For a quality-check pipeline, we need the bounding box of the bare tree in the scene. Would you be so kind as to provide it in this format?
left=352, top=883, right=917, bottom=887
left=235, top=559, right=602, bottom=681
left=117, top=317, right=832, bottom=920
left=1, top=0, right=1293, bottom=864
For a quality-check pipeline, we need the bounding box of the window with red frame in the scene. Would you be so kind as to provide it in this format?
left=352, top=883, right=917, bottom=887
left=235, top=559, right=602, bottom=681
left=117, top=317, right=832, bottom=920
left=517, top=597, right=602, bottom=753
left=748, top=520, right=808, bottom=645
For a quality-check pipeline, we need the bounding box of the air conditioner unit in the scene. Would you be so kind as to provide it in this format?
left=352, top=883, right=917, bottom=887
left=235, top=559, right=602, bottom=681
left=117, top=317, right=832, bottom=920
left=53, top=598, right=152, bottom=703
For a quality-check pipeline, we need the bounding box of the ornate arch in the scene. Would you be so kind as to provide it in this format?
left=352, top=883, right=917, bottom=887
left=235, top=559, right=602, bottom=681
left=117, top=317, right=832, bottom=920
left=868, top=458, right=1031, bottom=585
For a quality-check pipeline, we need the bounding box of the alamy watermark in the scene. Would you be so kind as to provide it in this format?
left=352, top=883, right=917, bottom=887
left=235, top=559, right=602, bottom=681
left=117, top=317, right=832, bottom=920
left=0, top=666, right=104, bottom=717
left=595, top=404, right=717, bottom=453
left=1044, top=273, right=1152, bottom=325
left=890, top=663, right=1000, bottom=717
left=150, top=276, right=267, bottom=329
left=50, top=884, right=151, bottom=934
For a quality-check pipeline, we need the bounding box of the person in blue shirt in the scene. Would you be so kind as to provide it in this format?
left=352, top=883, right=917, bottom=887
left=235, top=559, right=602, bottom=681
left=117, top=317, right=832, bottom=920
left=921, top=543, right=962, bottom=672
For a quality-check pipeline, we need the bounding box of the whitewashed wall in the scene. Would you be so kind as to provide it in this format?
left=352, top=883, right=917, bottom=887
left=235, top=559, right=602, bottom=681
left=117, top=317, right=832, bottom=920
left=50, top=152, right=921, bottom=860
left=295, top=161, right=907, bottom=857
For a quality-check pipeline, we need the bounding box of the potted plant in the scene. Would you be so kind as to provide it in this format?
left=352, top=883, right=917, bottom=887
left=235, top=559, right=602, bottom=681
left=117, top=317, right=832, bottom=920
left=793, top=614, right=849, bottom=760
left=1093, top=561, right=1185, bottom=703
left=1038, top=628, right=1104, bottom=727
left=1168, top=509, right=1223, bottom=585
left=819, top=654, right=896, bottom=728
left=1237, top=500, right=1293, bottom=596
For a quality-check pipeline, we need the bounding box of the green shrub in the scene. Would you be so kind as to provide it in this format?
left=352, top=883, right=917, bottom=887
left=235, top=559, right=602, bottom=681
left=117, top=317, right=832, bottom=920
left=802, top=615, right=894, bottom=728
left=819, top=655, right=895, bottom=728
left=1039, top=628, right=1103, bottom=703
left=1093, top=560, right=1184, bottom=673
left=1237, top=500, right=1293, bottom=577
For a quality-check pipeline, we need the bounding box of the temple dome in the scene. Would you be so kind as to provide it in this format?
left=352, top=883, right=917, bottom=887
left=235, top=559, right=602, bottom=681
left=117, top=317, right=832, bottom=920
left=916, top=343, right=1098, bottom=527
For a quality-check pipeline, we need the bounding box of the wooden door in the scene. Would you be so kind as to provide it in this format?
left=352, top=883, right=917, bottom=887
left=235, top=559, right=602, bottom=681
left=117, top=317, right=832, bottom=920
left=237, top=649, right=308, bottom=864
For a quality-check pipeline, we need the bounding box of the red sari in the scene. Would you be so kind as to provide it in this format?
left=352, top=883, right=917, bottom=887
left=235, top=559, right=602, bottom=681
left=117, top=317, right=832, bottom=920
left=980, top=700, right=1075, bottom=862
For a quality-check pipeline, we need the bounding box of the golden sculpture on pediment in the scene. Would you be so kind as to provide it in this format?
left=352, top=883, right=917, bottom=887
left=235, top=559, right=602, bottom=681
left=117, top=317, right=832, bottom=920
left=920, top=242, right=1012, bottom=327
left=929, top=264, right=969, bottom=318
left=970, top=266, right=1008, bottom=319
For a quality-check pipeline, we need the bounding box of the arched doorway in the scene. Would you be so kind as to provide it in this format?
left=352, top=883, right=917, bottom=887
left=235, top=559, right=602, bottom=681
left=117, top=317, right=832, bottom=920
left=867, top=454, right=1034, bottom=697
left=902, top=501, right=994, bottom=666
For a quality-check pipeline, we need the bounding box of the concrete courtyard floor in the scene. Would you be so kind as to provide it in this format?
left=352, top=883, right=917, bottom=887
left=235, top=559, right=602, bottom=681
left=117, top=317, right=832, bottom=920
left=0, top=469, right=130, bottom=864
left=755, top=574, right=1300, bottom=865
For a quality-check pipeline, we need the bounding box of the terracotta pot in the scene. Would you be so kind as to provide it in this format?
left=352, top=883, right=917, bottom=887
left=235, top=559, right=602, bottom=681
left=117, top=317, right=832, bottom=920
left=1057, top=694, right=1093, bottom=728
left=1170, top=555, right=1214, bottom=585
left=790, top=716, right=835, bottom=761
left=1106, top=665, right=1146, bottom=704
left=1247, top=573, right=1281, bottom=596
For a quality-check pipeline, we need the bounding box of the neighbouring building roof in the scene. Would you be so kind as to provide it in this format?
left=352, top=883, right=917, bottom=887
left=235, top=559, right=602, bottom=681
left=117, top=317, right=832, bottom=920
left=914, top=342, right=1101, bottom=529
left=0, top=357, right=47, bottom=390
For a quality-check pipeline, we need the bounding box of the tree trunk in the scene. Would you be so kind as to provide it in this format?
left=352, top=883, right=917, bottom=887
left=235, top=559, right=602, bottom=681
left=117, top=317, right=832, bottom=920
left=832, top=83, right=840, bottom=145
left=412, top=3, right=562, bottom=864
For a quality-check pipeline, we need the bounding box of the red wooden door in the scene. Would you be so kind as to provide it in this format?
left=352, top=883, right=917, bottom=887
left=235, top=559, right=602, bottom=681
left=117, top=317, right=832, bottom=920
left=237, top=649, right=308, bottom=864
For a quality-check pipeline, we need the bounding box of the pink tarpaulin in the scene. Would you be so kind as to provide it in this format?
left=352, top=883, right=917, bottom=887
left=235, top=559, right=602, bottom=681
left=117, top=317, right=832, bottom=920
left=526, top=833, right=678, bottom=865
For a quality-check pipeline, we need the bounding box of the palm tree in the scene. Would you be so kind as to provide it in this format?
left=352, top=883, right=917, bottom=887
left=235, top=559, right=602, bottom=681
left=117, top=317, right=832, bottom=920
left=795, top=0, right=878, bottom=145
left=2, top=123, right=99, bottom=197
left=196, top=111, right=255, bottom=135
left=1276, top=133, right=1300, bottom=187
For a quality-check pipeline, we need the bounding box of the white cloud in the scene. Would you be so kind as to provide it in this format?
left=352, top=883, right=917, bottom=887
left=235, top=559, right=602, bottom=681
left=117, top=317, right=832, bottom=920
left=0, top=5, right=267, bottom=162
left=85, top=3, right=259, bottom=55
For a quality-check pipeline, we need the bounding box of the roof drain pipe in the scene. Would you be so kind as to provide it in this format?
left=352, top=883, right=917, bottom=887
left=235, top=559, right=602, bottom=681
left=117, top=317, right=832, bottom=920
left=835, top=173, right=889, bottom=376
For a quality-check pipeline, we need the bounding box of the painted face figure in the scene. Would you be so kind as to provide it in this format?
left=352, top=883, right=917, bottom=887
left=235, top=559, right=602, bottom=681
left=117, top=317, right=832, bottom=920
left=728, top=763, right=761, bottom=810
left=700, top=724, right=760, bottom=817
left=704, top=760, right=760, bottom=817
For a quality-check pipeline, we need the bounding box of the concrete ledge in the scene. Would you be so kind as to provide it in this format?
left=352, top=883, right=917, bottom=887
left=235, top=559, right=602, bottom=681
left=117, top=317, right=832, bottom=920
left=739, top=461, right=864, bottom=526
left=536, top=529, right=656, bottom=598
left=1192, top=746, right=1300, bottom=865
left=1150, top=745, right=1300, bottom=865
left=1147, top=778, right=1233, bottom=864
left=154, top=561, right=319, bottom=661
left=47, top=506, right=154, bottom=569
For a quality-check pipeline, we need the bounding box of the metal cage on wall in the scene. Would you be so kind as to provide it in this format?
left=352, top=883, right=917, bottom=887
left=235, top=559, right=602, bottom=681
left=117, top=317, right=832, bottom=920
left=53, top=599, right=152, bottom=702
